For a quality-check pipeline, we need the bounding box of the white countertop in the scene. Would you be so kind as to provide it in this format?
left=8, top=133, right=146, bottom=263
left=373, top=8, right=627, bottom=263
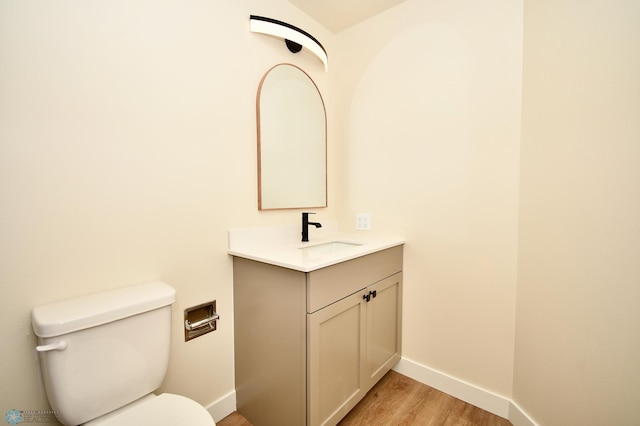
left=228, top=221, right=404, bottom=272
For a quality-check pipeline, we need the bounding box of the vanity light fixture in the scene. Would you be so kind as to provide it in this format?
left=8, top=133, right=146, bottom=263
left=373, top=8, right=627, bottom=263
left=249, top=15, right=328, bottom=71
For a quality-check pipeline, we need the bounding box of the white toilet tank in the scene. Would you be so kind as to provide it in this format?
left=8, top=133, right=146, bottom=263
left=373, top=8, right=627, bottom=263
left=31, top=282, right=177, bottom=426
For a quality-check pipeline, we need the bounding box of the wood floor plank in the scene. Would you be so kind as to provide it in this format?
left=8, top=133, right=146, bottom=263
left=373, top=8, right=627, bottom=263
left=217, top=370, right=512, bottom=426
left=338, top=371, right=511, bottom=426
left=217, top=411, right=253, bottom=426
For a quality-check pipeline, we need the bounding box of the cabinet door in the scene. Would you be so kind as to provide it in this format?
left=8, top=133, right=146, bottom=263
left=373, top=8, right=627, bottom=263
left=307, top=291, right=367, bottom=426
left=365, top=272, right=402, bottom=390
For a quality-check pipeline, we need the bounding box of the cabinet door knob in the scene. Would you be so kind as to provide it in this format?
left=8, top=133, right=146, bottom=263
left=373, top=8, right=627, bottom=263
left=363, top=293, right=371, bottom=302
left=370, top=290, right=377, bottom=299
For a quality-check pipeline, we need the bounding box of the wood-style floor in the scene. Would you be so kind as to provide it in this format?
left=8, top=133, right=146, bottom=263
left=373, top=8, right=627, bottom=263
left=217, top=370, right=512, bottom=426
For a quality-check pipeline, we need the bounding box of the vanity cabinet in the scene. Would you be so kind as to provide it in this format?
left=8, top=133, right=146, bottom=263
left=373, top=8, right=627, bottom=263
left=233, top=245, right=403, bottom=426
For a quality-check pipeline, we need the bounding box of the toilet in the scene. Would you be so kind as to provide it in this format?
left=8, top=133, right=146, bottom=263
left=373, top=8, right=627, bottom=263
left=31, top=281, right=216, bottom=426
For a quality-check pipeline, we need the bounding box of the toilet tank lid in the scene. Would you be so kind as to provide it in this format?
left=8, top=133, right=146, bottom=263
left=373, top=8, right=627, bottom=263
left=31, top=282, right=177, bottom=338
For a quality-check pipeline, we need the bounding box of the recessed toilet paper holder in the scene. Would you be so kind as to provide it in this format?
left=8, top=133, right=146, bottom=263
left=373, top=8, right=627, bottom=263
left=184, top=300, right=218, bottom=341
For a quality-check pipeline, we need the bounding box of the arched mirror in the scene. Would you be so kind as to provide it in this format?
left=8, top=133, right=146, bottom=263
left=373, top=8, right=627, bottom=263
left=257, top=64, right=327, bottom=210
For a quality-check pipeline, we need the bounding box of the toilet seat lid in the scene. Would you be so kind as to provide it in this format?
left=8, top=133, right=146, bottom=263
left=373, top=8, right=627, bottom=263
left=86, top=393, right=215, bottom=426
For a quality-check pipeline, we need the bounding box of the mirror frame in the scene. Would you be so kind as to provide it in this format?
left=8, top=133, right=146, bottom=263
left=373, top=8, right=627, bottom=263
left=256, top=63, right=327, bottom=210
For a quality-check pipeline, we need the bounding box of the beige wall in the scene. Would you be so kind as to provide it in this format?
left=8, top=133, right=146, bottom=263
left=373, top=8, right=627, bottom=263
left=0, top=0, right=335, bottom=420
left=514, top=0, right=640, bottom=424
left=333, top=0, right=523, bottom=397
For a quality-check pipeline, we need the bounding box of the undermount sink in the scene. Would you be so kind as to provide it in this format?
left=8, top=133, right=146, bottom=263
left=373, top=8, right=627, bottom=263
left=298, top=241, right=362, bottom=255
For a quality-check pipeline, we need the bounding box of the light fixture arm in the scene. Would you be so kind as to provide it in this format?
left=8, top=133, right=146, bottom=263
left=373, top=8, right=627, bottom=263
left=249, top=15, right=328, bottom=71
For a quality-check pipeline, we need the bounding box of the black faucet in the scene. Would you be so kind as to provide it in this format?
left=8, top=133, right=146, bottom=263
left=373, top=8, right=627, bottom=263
left=301, top=212, right=322, bottom=242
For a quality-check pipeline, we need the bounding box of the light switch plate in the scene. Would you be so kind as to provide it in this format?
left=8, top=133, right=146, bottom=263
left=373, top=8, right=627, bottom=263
left=355, top=213, right=371, bottom=231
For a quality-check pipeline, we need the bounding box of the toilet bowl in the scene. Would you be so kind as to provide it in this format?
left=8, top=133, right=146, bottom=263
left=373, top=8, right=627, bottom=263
left=31, top=282, right=216, bottom=426
left=84, top=394, right=214, bottom=426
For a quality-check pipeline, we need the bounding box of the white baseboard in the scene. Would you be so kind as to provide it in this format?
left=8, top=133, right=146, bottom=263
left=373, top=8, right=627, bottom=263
left=393, top=357, right=537, bottom=426
left=509, top=400, right=538, bottom=426
left=205, top=390, right=236, bottom=423
left=393, top=358, right=511, bottom=417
